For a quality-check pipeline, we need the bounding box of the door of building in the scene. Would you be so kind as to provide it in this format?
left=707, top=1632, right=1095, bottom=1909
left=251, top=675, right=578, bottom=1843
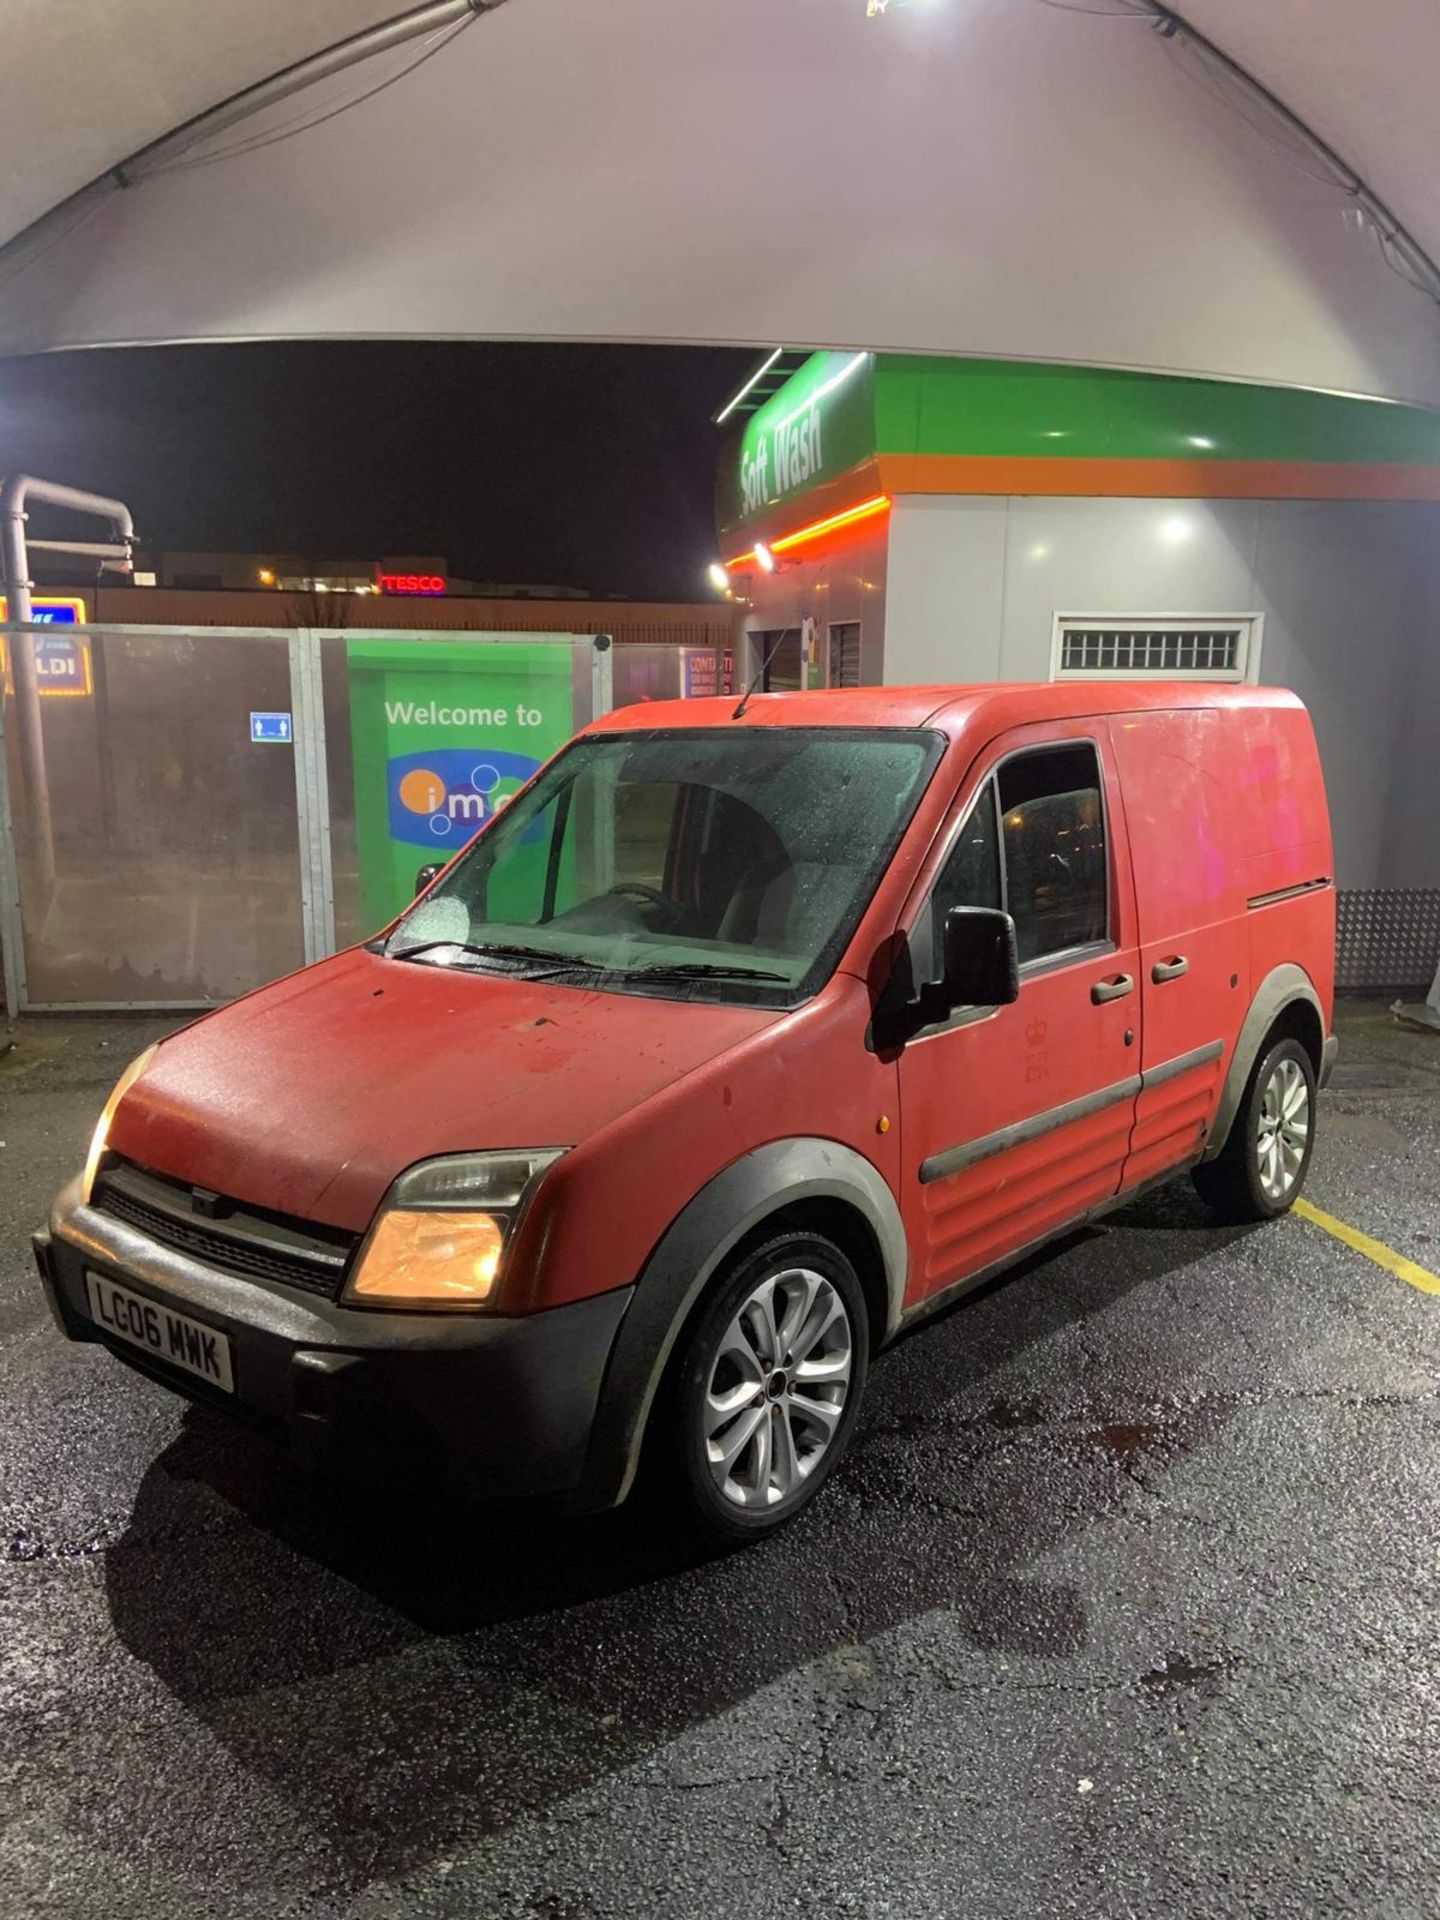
left=828, top=621, right=862, bottom=687
left=754, top=628, right=802, bottom=692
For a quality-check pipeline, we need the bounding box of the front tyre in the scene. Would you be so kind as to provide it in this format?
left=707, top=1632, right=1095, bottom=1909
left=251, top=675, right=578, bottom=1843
left=1193, top=1034, right=1317, bottom=1222
left=658, top=1233, right=869, bottom=1545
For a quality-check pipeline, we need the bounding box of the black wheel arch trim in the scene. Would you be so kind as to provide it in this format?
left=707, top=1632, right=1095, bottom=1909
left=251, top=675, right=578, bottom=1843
left=573, top=1138, right=906, bottom=1511
left=1204, top=963, right=1326, bottom=1160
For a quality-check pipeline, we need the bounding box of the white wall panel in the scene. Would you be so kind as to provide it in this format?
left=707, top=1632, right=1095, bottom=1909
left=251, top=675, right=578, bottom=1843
left=882, top=501, right=1007, bottom=689
left=879, top=492, right=1440, bottom=891
left=998, top=500, right=1261, bottom=681
left=1249, top=501, right=1438, bottom=890
left=1391, top=558, right=1440, bottom=889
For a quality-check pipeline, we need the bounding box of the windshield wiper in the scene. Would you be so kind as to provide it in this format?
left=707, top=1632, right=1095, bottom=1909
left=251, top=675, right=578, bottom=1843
left=387, top=938, right=600, bottom=972
left=387, top=938, right=490, bottom=962
left=624, top=961, right=793, bottom=985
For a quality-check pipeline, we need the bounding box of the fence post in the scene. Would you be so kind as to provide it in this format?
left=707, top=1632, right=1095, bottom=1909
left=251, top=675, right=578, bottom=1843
left=288, top=630, right=336, bottom=965
left=0, top=681, right=27, bottom=1019
left=591, top=632, right=614, bottom=718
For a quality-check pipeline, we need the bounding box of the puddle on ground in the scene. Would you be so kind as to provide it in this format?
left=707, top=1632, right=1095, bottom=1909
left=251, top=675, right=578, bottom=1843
left=982, top=1397, right=1048, bottom=1430
left=1086, top=1422, right=1164, bottom=1456
left=1136, top=1648, right=1237, bottom=1696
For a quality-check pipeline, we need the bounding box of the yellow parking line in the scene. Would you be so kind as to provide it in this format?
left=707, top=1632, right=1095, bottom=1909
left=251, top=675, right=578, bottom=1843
left=1293, top=1198, right=1440, bottom=1297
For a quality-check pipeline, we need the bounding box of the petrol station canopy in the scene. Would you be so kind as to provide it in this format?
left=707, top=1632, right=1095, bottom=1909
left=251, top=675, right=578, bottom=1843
left=1, top=0, right=1438, bottom=406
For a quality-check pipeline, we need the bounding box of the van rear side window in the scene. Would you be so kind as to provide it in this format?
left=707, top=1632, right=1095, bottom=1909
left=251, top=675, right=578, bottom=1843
left=998, top=744, right=1108, bottom=964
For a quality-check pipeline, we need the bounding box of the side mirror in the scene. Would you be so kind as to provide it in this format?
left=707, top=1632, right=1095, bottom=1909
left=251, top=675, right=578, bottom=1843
left=935, top=906, right=1019, bottom=1017
left=414, top=863, right=443, bottom=897
left=874, top=905, right=1021, bottom=1050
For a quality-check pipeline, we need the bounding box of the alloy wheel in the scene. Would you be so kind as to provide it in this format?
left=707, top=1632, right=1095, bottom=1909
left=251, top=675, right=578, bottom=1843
left=702, top=1267, right=853, bottom=1510
left=1256, top=1054, right=1310, bottom=1202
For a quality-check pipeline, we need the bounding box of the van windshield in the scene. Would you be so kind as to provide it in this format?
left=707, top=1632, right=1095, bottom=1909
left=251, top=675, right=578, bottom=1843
left=382, top=726, right=943, bottom=1004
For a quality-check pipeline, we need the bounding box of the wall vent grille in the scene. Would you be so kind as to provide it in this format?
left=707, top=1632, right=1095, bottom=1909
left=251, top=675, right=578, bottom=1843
left=1052, top=615, right=1261, bottom=682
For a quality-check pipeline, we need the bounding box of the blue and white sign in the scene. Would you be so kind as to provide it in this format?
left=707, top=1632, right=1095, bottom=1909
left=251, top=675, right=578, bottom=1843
left=386, top=745, right=542, bottom=848
left=34, top=633, right=88, bottom=691
left=0, top=629, right=91, bottom=697
left=250, top=711, right=293, bottom=744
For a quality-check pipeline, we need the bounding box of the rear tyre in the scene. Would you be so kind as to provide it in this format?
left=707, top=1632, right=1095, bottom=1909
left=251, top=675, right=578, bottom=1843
left=653, top=1232, right=869, bottom=1546
left=1193, top=1034, right=1316, bottom=1223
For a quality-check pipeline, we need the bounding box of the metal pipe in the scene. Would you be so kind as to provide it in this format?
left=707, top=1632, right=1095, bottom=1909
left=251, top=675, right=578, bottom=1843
left=27, top=538, right=133, bottom=562
left=0, top=474, right=135, bottom=917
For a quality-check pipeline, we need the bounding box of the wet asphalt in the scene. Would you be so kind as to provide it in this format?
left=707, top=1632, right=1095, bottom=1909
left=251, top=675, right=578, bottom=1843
left=2, top=1003, right=1437, bottom=1919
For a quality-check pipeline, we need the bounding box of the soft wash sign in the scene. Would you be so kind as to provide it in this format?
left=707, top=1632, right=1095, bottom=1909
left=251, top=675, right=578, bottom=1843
left=740, top=405, right=823, bottom=517
left=729, top=352, right=874, bottom=529
left=347, top=638, right=574, bottom=927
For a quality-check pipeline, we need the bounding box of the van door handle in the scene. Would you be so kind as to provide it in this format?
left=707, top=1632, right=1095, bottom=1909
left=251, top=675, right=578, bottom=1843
left=1091, top=973, right=1135, bottom=1004
left=1151, top=955, right=1189, bottom=983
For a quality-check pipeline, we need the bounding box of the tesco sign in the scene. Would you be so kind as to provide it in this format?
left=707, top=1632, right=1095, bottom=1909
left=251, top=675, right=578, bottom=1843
left=378, top=572, right=446, bottom=596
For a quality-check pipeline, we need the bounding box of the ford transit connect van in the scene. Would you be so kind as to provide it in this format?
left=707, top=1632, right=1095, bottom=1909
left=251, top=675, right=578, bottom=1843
left=35, top=683, right=1336, bottom=1541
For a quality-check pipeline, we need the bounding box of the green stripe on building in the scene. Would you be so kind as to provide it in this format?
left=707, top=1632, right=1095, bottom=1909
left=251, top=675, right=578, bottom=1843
left=719, top=350, right=1440, bottom=541
left=873, top=356, right=1440, bottom=465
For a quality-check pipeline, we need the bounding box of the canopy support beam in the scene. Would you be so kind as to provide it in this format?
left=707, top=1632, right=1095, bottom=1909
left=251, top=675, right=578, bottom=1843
left=1143, top=2, right=1440, bottom=306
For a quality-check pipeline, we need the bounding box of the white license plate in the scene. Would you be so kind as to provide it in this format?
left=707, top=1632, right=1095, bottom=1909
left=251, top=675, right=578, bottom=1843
left=85, top=1272, right=234, bottom=1394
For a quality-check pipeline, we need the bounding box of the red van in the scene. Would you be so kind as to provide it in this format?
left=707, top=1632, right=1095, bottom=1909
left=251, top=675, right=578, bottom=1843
left=35, top=684, right=1335, bottom=1541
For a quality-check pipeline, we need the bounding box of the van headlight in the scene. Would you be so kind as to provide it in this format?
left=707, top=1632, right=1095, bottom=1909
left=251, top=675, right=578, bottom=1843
left=82, top=1043, right=160, bottom=1203
left=343, top=1150, right=565, bottom=1309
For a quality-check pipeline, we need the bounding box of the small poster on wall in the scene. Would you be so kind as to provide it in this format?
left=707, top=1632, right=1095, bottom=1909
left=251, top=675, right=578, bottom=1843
left=681, top=648, right=736, bottom=699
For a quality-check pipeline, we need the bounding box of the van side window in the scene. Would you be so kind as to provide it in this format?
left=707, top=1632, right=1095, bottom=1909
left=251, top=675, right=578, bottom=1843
left=997, top=744, right=1108, bottom=965
left=910, top=782, right=1001, bottom=984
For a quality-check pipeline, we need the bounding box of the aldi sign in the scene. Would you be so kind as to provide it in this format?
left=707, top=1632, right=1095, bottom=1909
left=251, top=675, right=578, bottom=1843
left=0, top=597, right=92, bottom=697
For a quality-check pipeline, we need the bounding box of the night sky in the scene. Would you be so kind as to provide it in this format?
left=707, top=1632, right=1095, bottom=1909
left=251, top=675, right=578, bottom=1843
left=0, top=342, right=753, bottom=602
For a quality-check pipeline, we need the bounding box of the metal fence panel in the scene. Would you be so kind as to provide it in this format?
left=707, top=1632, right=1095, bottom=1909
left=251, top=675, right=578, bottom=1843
left=3, top=623, right=308, bottom=1009
left=1, top=624, right=621, bottom=1012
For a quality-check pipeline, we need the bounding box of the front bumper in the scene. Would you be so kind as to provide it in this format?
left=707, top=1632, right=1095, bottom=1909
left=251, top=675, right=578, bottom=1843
left=35, top=1177, right=633, bottom=1500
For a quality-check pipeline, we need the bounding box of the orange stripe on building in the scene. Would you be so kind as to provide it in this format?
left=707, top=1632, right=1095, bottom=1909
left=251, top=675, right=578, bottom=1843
left=874, top=454, right=1440, bottom=502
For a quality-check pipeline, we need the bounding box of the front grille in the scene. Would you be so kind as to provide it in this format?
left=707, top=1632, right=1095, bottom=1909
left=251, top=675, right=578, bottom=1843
left=93, top=1160, right=356, bottom=1300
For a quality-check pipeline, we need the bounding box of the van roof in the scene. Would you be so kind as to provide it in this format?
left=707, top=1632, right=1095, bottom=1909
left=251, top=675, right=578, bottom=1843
left=588, top=681, right=1304, bottom=742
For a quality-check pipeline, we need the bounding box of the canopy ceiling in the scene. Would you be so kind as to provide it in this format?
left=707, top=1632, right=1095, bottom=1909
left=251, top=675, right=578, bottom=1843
left=1, top=0, right=1437, bottom=406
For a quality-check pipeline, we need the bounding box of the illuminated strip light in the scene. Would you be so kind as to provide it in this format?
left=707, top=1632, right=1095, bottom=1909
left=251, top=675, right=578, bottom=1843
left=725, top=494, right=890, bottom=570
left=773, top=493, right=889, bottom=553
left=714, top=348, right=785, bottom=425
